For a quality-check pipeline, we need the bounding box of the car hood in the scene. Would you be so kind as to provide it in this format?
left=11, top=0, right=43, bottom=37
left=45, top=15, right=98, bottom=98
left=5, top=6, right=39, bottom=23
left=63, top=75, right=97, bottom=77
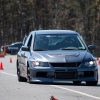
left=31, top=50, right=93, bottom=62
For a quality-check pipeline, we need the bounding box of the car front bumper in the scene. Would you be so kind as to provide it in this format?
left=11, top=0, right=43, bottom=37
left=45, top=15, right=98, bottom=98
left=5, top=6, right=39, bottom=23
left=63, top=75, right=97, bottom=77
left=29, top=66, right=98, bottom=83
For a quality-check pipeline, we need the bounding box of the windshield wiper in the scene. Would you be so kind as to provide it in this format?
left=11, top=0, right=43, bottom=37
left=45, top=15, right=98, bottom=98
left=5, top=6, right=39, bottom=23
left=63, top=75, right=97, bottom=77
left=34, top=49, right=48, bottom=51
left=62, top=47, right=79, bottom=50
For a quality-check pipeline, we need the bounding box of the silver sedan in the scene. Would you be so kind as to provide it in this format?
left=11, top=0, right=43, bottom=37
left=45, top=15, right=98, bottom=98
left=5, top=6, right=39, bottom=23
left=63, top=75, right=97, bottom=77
left=16, top=30, right=98, bottom=86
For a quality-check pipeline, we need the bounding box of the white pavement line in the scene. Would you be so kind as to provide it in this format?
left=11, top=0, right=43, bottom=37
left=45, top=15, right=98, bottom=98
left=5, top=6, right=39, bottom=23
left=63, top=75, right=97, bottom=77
left=0, top=71, right=17, bottom=77
left=51, top=85, right=100, bottom=100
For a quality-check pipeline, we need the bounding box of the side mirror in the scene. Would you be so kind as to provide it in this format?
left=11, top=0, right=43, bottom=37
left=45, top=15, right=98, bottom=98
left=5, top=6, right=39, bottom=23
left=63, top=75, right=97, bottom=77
left=88, top=45, right=96, bottom=50
left=21, top=46, right=29, bottom=51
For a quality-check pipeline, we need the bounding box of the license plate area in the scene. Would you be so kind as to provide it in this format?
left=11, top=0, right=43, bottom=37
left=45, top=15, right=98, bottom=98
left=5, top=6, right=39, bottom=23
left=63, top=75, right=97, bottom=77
left=55, top=72, right=77, bottom=79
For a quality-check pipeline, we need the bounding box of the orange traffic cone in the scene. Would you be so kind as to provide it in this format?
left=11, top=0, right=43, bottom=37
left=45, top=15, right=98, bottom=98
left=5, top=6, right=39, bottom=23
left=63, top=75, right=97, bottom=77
left=50, top=96, right=58, bottom=100
left=0, top=62, right=4, bottom=70
left=10, top=58, right=12, bottom=63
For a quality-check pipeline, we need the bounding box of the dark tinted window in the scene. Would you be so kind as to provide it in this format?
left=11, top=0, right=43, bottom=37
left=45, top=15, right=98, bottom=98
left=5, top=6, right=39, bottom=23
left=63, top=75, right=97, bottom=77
left=34, top=34, right=86, bottom=50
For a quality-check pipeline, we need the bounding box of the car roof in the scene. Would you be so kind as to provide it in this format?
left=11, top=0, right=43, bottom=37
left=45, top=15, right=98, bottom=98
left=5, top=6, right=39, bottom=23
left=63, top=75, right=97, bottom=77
left=30, top=30, right=78, bottom=35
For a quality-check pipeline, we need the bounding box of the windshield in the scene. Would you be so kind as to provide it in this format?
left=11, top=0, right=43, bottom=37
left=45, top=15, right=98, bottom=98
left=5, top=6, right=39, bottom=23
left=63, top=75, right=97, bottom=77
left=33, top=34, right=86, bottom=51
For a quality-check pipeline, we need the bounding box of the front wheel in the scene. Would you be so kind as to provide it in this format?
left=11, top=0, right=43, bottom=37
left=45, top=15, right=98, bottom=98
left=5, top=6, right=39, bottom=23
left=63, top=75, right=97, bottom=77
left=17, top=66, right=27, bottom=82
left=27, top=65, right=32, bottom=83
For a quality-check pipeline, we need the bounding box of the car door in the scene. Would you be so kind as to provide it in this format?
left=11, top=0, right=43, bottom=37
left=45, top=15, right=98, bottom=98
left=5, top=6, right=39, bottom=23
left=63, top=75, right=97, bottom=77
left=20, top=34, right=33, bottom=76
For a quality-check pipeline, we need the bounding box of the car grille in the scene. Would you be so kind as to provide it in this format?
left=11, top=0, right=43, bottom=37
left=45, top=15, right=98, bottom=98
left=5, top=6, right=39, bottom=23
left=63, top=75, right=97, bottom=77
left=55, top=72, right=77, bottom=79
left=50, top=62, right=81, bottom=67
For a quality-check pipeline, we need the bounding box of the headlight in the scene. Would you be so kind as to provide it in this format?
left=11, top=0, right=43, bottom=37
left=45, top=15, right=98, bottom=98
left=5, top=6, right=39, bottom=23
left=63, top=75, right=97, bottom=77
left=32, top=61, right=49, bottom=67
left=84, top=61, right=96, bottom=67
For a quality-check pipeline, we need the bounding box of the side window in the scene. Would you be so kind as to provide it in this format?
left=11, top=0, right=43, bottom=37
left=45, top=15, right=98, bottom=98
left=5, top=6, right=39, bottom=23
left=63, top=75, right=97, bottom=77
left=27, top=35, right=32, bottom=48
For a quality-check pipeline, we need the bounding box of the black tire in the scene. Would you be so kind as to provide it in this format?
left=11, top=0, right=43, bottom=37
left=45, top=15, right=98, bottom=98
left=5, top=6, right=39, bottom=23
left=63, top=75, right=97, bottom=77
left=73, top=81, right=81, bottom=84
left=86, top=81, right=98, bottom=86
left=17, top=63, right=27, bottom=82
left=27, top=65, right=32, bottom=83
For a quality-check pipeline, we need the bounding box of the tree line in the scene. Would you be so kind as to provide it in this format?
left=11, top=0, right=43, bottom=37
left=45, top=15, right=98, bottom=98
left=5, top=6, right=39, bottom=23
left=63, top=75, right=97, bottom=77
left=0, top=0, right=100, bottom=56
